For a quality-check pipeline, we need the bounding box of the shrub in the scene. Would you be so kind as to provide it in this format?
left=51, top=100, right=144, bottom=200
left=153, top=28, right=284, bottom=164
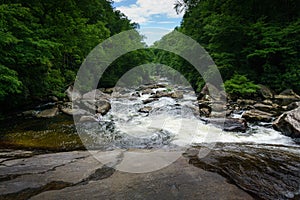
left=224, top=74, right=260, bottom=99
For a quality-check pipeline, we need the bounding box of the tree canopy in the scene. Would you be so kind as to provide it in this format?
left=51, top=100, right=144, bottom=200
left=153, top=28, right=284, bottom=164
left=167, top=0, right=300, bottom=95
left=0, top=0, right=143, bottom=110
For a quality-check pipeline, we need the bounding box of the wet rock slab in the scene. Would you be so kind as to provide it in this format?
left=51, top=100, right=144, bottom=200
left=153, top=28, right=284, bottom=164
left=185, top=143, right=300, bottom=200
left=0, top=150, right=253, bottom=200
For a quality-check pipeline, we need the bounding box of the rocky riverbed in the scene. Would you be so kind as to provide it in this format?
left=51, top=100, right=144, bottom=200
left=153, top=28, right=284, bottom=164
left=0, top=78, right=300, bottom=199
left=0, top=149, right=254, bottom=200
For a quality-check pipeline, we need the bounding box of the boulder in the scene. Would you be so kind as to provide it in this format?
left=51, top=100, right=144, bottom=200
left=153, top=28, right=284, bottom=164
left=138, top=84, right=166, bottom=90
left=65, top=85, right=81, bottom=101
left=274, top=89, right=300, bottom=106
left=59, top=103, right=90, bottom=116
left=262, top=99, right=273, bottom=105
left=204, top=118, right=248, bottom=132
left=279, top=89, right=298, bottom=96
left=96, top=101, right=111, bottom=115
left=151, top=90, right=170, bottom=98
left=138, top=106, right=152, bottom=113
left=198, top=101, right=227, bottom=117
left=22, top=110, right=37, bottom=117
left=199, top=108, right=211, bottom=117
left=224, top=118, right=248, bottom=132
left=253, top=103, right=274, bottom=113
left=211, top=103, right=226, bottom=112
left=273, top=107, right=300, bottom=138
left=82, top=89, right=110, bottom=101
left=103, top=88, right=114, bottom=94
left=151, top=90, right=183, bottom=99
left=36, top=107, right=59, bottom=118
left=78, top=99, right=111, bottom=116
left=143, top=98, right=159, bottom=104
left=237, top=99, right=257, bottom=106
left=242, top=109, right=273, bottom=122
left=49, top=96, right=59, bottom=102
left=287, top=102, right=300, bottom=111
left=171, top=91, right=184, bottom=99
left=198, top=83, right=226, bottom=101
left=258, top=84, right=274, bottom=99
left=210, top=111, right=227, bottom=118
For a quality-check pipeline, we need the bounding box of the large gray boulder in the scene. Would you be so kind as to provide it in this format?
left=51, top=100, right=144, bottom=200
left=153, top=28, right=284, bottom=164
left=273, top=107, right=300, bottom=138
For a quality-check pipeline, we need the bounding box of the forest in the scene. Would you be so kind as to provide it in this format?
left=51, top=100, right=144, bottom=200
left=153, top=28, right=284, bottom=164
left=0, top=0, right=299, bottom=112
left=158, top=0, right=300, bottom=95
left=0, top=0, right=148, bottom=111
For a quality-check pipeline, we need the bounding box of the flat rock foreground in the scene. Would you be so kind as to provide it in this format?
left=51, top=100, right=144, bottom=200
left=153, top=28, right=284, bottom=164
left=0, top=150, right=253, bottom=200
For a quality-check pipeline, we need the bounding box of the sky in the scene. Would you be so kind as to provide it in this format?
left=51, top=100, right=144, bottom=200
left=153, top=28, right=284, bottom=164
left=113, top=0, right=184, bottom=45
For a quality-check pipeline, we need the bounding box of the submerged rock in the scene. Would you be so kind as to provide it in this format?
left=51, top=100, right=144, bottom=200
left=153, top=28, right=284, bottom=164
left=273, top=107, right=300, bottom=138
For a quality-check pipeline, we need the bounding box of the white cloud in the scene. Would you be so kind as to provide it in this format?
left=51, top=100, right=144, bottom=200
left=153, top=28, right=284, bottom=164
left=113, top=0, right=125, bottom=2
left=117, top=0, right=183, bottom=24
left=139, top=27, right=172, bottom=45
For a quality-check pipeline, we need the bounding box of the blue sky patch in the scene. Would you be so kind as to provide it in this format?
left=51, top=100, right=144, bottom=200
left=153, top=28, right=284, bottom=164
left=113, top=0, right=183, bottom=45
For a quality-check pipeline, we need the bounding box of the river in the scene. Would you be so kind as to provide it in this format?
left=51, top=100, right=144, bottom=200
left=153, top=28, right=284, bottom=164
left=0, top=78, right=299, bottom=200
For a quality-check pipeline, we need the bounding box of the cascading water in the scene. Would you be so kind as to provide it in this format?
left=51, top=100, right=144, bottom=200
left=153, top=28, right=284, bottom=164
left=79, top=81, right=297, bottom=150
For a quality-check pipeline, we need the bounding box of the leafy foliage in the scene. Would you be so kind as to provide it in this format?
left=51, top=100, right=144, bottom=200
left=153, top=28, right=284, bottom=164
left=0, top=65, right=22, bottom=101
left=224, top=74, right=260, bottom=98
left=169, top=0, right=300, bottom=94
left=0, top=0, right=142, bottom=111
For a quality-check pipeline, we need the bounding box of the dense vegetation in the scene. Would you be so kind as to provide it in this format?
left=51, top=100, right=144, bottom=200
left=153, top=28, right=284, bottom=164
left=0, top=0, right=144, bottom=111
left=158, top=0, right=300, bottom=96
left=0, top=0, right=299, bottom=112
